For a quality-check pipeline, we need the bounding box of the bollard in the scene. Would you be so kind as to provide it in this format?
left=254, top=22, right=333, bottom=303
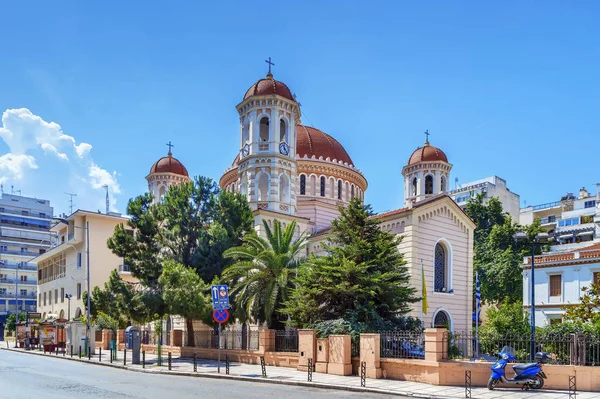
left=569, top=376, right=576, bottom=399
left=360, top=361, right=366, bottom=387
left=260, top=356, right=267, bottom=378
left=225, top=355, right=229, bottom=375
left=124, top=349, right=126, bottom=366
left=88, top=346, right=91, bottom=360
left=56, top=346, right=58, bottom=355
left=70, top=345, right=73, bottom=358
left=79, top=346, right=82, bottom=359
left=168, top=352, right=172, bottom=371
left=99, top=347, right=102, bottom=362
left=110, top=348, right=113, bottom=364
left=307, top=358, right=313, bottom=382
left=193, top=353, right=197, bottom=372
left=465, top=370, right=471, bottom=398
left=142, top=350, right=145, bottom=369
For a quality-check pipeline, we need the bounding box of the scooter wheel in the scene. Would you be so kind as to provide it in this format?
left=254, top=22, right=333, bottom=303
left=487, top=377, right=500, bottom=390
left=530, top=375, right=544, bottom=389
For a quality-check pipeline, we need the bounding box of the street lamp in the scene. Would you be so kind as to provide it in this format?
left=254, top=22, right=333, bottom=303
left=53, top=217, right=90, bottom=353
left=65, top=294, right=72, bottom=320
left=514, top=231, right=548, bottom=361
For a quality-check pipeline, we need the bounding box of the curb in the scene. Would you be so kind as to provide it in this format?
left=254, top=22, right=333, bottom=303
left=1, top=347, right=454, bottom=399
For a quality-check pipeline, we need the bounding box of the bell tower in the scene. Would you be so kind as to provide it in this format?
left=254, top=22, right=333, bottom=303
left=236, top=59, right=301, bottom=215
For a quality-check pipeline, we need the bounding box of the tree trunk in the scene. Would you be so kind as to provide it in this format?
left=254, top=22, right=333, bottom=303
left=186, top=318, right=195, bottom=347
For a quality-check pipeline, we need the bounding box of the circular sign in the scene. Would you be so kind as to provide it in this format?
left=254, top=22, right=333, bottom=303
left=213, top=309, right=229, bottom=324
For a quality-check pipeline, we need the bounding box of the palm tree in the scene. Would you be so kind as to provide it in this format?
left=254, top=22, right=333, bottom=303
left=222, top=219, right=309, bottom=329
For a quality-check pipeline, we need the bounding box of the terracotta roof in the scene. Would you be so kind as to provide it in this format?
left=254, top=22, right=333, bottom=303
left=243, top=73, right=295, bottom=102
left=407, top=142, right=448, bottom=165
left=526, top=242, right=600, bottom=265
left=149, top=152, right=189, bottom=177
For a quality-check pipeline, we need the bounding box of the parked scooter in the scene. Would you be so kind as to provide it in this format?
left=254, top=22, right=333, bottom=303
left=487, top=346, right=551, bottom=390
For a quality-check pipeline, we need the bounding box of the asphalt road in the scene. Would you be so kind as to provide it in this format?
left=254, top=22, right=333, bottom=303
left=0, top=350, right=395, bottom=399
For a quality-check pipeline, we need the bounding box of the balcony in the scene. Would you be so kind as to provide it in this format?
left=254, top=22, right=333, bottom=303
left=0, top=292, right=37, bottom=299
left=0, top=248, right=41, bottom=256
left=540, top=216, right=560, bottom=225
left=0, top=220, right=52, bottom=232
left=532, top=201, right=561, bottom=211
left=258, top=143, right=269, bottom=151
left=0, top=207, right=52, bottom=219
left=0, top=262, right=37, bottom=271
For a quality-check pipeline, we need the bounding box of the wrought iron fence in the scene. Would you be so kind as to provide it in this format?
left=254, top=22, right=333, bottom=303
left=443, top=331, right=600, bottom=365
left=274, top=329, right=299, bottom=352
left=380, top=330, right=425, bottom=359
left=189, top=329, right=259, bottom=350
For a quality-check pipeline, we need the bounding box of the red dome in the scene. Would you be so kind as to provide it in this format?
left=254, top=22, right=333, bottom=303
left=231, top=125, right=354, bottom=167
left=407, top=142, right=448, bottom=165
left=150, top=153, right=189, bottom=176
left=243, top=73, right=295, bottom=102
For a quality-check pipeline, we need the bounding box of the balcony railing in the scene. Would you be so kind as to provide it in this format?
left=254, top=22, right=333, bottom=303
left=0, top=208, right=52, bottom=219
left=540, top=216, right=560, bottom=224
left=68, top=232, right=75, bottom=241
left=258, top=143, right=269, bottom=151
left=0, top=262, right=37, bottom=271
left=0, top=220, right=52, bottom=232
left=0, top=248, right=41, bottom=256
left=0, top=292, right=38, bottom=299
left=532, top=201, right=561, bottom=211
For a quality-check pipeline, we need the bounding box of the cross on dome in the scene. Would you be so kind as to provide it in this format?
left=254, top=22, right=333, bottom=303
left=424, top=129, right=430, bottom=145
left=265, top=57, right=275, bottom=77
left=166, top=141, right=174, bottom=155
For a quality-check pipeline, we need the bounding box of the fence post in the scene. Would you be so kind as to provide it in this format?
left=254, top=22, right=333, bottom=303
left=360, top=361, right=366, bottom=387
left=307, top=358, right=313, bottom=382
left=168, top=352, right=172, bottom=371
left=193, top=353, right=197, bottom=372
left=142, top=350, right=145, bottom=368
left=56, top=346, right=58, bottom=355
left=569, top=376, right=576, bottom=399
left=465, top=370, right=471, bottom=398
left=124, top=349, right=126, bottom=365
left=88, top=346, right=91, bottom=360
left=110, top=348, right=113, bottom=363
left=260, top=356, right=267, bottom=378
left=79, top=346, right=82, bottom=359
left=70, top=345, right=73, bottom=358
left=99, top=347, right=102, bottom=362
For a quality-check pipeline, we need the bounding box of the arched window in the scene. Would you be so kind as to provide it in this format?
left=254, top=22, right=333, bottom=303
left=257, top=173, right=269, bottom=201
left=320, top=176, right=326, bottom=197
left=279, top=174, right=289, bottom=203
left=311, top=175, right=317, bottom=196
left=412, top=178, right=418, bottom=196
left=440, top=176, right=447, bottom=192
left=242, top=119, right=250, bottom=144
left=330, top=178, right=335, bottom=198
left=300, top=175, right=306, bottom=195
left=425, top=175, right=434, bottom=195
left=434, top=243, right=447, bottom=292
left=337, top=180, right=342, bottom=200
left=351, top=185, right=355, bottom=199
left=279, top=119, right=287, bottom=143
left=433, top=310, right=450, bottom=329
left=259, top=117, right=269, bottom=142
left=399, top=221, right=406, bottom=233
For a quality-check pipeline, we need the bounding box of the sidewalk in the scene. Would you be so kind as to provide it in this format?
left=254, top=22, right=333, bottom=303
left=2, top=346, right=598, bottom=399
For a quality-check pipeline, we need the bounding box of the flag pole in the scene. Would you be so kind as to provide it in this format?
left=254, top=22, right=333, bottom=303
left=475, top=271, right=480, bottom=359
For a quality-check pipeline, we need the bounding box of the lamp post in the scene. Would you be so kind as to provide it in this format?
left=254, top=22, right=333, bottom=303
left=514, top=232, right=548, bottom=361
left=65, top=294, right=72, bottom=320
left=53, top=217, right=90, bottom=354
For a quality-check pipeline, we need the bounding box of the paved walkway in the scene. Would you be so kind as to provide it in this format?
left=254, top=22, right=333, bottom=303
left=3, top=345, right=598, bottom=399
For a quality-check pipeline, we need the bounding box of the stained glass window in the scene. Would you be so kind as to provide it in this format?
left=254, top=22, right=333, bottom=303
left=338, top=180, right=342, bottom=200
left=434, top=311, right=449, bottom=328
left=300, top=175, right=306, bottom=195
left=434, top=243, right=446, bottom=292
left=320, top=176, right=326, bottom=197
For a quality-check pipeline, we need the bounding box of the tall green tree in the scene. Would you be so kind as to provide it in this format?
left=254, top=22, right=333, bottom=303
left=5, top=312, right=26, bottom=332
left=283, top=197, right=418, bottom=329
left=466, top=193, right=543, bottom=304
left=562, top=282, right=600, bottom=325
left=222, top=220, right=309, bottom=329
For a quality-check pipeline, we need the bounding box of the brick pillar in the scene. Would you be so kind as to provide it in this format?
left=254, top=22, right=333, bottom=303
left=424, top=328, right=447, bottom=362
left=259, top=329, right=275, bottom=353
left=360, top=333, right=382, bottom=378
left=327, top=335, right=352, bottom=376
left=297, top=329, right=316, bottom=371
left=117, top=329, right=125, bottom=344
left=315, top=338, right=329, bottom=373
left=101, top=330, right=112, bottom=350
left=170, top=329, right=183, bottom=347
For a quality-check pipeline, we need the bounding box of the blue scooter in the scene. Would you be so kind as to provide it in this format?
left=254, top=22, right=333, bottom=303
left=487, top=346, right=550, bottom=390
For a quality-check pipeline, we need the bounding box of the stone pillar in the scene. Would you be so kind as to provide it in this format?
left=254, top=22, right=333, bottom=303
left=297, top=329, right=316, bottom=371
left=315, top=338, right=329, bottom=373
left=117, top=329, right=125, bottom=344
left=360, top=333, right=382, bottom=378
left=259, top=329, right=275, bottom=353
left=170, top=329, right=183, bottom=347
left=424, top=328, right=447, bottom=362
left=327, top=335, right=352, bottom=376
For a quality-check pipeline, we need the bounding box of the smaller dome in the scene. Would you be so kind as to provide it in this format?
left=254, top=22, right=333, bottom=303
left=150, top=152, right=189, bottom=177
left=243, top=73, right=295, bottom=102
left=407, top=141, right=448, bottom=165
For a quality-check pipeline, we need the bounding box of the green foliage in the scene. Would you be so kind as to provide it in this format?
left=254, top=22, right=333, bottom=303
left=159, top=260, right=210, bottom=321
left=481, top=301, right=530, bottom=336
left=5, top=312, right=26, bottom=332
left=562, top=282, right=600, bottom=324
left=466, top=193, right=543, bottom=304
left=223, top=219, right=309, bottom=329
left=94, top=311, right=125, bottom=331
left=283, top=197, right=418, bottom=330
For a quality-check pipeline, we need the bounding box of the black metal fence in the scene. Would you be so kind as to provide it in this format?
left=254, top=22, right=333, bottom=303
left=274, top=329, right=298, bottom=352
left=351, top=336, right=360, bottom=357
left=190, top=329, right=259, bottom=350
left=380, top=330, right=425, bottom=359
left=443, top=331, right=600, bottom=366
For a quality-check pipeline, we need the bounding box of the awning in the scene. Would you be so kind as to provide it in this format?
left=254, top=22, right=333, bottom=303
left=558, top=234, right=572, bottom=239
left=577, top=231, right=594, bottom=237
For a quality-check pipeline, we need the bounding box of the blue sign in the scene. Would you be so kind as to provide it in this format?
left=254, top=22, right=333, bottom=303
left=211, top=285, right=230, bottom=310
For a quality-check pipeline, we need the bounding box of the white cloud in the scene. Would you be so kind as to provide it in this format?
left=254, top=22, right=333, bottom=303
left=89, top=163, right=121, bottom=194
left=0, top=153, right=37, bottom=183
left=41, top=143, right=69, bottom=161
left=75, top=142, right=92, bottom=158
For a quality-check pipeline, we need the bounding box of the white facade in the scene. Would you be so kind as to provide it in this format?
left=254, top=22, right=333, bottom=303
left=0, top=193, right=57, bottom=318
left=522, top=243, right=600, bottom=326
left=450, top=176, right=521, bottom=221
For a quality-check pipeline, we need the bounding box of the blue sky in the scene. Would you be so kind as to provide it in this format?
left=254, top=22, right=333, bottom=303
left=0, top=1, right=599, bottom=217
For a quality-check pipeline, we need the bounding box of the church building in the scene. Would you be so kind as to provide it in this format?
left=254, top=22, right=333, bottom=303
left=146, top=66, right=475, bottom=333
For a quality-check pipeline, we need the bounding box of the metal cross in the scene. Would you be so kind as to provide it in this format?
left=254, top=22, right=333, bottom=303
left=265, top=57, right=275, bottom=74
left=166, top=141, right=174, bottom=153
left=424, top=129, right=430, bottom=143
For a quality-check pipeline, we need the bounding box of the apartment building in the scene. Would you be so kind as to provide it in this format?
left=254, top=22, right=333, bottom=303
left=450, top=176, right=521, bottom=220
left=0, top=193, right=57, bottom=323
left=33, top=209, right=133, bottom=320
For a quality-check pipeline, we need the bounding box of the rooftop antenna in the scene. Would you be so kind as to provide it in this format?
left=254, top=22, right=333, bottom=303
left=15, top=190, right=21, bottom=196
left=65, top=192, right=77, bottom=215
left=0, top=184, right=3, bottom=194
left=454, top=177, right=459, bottom=190
left=102, top=185, right=109, bottom=214
left=11, top=185, right=14, bottom=194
